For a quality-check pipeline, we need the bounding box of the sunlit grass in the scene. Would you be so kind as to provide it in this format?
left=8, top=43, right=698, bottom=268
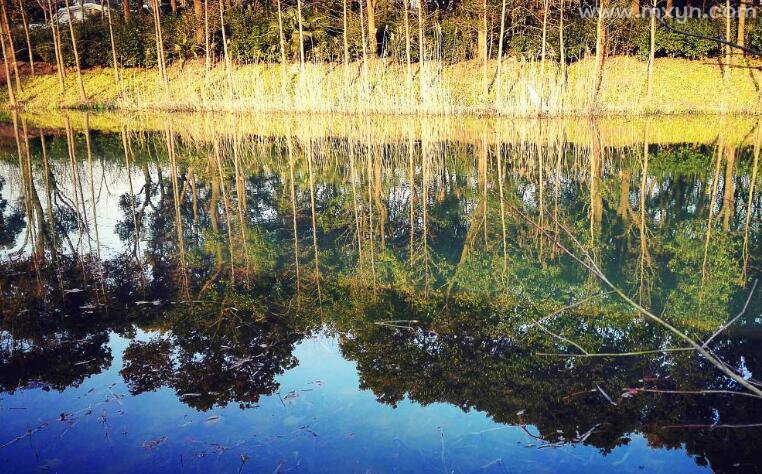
left=8, top=56, right=762, bottom=116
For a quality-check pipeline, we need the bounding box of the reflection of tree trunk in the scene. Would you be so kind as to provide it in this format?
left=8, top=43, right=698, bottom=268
left=213, top=140, right=235, bottom=284
left=84, top=115, right=102, bottom=263
left=374, top=151, right=385, bottom=249
left=365, top=141, right=376, bottom=291
left=701, top=133, right=724, bottom=293
left=167, top=129, right=189, bottom=294
left=287, top=136, right=301, bottom=296
left=722, top=145, right=735, bottom=231
left=232, top=135, right=248, bottom=272
left=589, top=131, right=603, bottom=236
left=121, top=127, right=142, bottom=269
left=306, top=139, right=321, bottom=298
left=638, top=123, right=651, bottom=302
left=742, top=124, right=760, bottom=281
left=618, top=169, right=631, bottom=218
left=351, top=147, right=363, bottom=266
left=408, top=133, right=414, bottom=265
left=497, top=140, right=507, bottom=275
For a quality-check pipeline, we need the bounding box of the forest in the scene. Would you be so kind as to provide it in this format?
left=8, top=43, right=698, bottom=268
left=0, top=0, right=760, bottom=114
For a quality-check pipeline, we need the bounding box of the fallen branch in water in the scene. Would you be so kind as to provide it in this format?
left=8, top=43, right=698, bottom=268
left=625, top=387, right=762, bottom=399
left=511, top=206, right=762, bottom=398
left=536, top=347, right=695, bottom=357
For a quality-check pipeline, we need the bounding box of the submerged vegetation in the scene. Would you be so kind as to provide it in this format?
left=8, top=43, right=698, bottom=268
left=0, top=0, right=760, bottom=114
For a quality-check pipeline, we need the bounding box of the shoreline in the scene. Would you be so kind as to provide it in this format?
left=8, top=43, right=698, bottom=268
left=4, top=56, right=761, bottom=117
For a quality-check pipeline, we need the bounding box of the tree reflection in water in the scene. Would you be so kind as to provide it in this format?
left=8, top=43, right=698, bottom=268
left=0, top=112, right=760, bottom=472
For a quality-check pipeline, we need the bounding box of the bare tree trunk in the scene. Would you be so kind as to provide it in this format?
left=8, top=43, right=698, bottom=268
left=417, top=0, right=425, bottom=96
left=737, top=0, right=746, bottom=54
left=106, top=0, right=119, bottom=83
left=0, top=0, right=22, bottom=93
left=65, top=0, right=86, bottom=101
left=359, top=0, right=369, bottom=92
left=170, top=0, right=177, bottom=14
left=723, top=0, right=731, bottom=73
left=343, top=0, right=351, bottom=68
left=0, top=12, right=14, bottom=106
left=591, top=0, right=607, bottom=103
left=495, top=0, right=507, bottom=108
left=17, top=0, right=34, bottom=75
left=151, top=0, right=168, bottom=86
left=193, top=0, right=203, bottom=44
left=276, top=0, right=286, bottom=97
left=647, top=0, right=655, bottom=100
left=403, top=0, right=411, bottom=82
left=123, top=0, right=130, bottom=22
left=480, top=0, right=487, bottom=97
left=218, top=0, right=232, bottom=85
left=558, top=0, right=566, bottom=84
left=296, top=0, right=305, bottom=67
left=46, top=0, right=65, bottom=91
left=366, top=0, right=376, bottom=57
left=204, top=0, right=210, bottom=69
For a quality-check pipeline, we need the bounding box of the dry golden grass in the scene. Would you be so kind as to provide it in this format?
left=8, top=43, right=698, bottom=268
left=8, top=56, right=762, bottom=116
left=20, top=110, right=760, bottom=149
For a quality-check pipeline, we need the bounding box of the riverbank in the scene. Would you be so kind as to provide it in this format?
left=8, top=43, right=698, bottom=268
left=6, top=56, right=762, bottom=116
left=15, top=111, right=760, bottom=149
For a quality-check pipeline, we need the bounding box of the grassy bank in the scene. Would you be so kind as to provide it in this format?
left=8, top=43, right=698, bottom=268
left=18, top=111, right=760, bottom=148
left=8, top=56, right=762, bottom=116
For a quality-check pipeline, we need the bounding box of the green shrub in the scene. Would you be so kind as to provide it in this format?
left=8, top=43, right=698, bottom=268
left=636, top=19, right=721, bottom=59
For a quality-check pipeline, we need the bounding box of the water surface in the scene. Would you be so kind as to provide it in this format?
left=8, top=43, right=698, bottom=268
left=0, top=113, right=760, bottom=473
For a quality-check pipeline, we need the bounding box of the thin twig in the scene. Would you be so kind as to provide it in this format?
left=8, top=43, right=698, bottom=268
left=703, top=279, right=758, bottom=348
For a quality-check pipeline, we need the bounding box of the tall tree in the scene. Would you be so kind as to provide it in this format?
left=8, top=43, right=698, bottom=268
left=0, top=0, right=22, bottom=93
left=64, top=0, right=86, bottom=101
left=17, top=0, right=34, bottom=75
left=366, top=0, right=377, bottom=57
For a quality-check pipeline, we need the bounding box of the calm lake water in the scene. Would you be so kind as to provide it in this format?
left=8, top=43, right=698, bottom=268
left=0, top=113, right=761, bottom=473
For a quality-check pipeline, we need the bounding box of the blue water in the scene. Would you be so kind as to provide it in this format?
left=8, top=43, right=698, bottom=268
left=0, top=330, right=710, bottom=473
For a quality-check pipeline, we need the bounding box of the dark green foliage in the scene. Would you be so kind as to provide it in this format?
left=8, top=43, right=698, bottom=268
left=636, top=19, right=721, bottom=60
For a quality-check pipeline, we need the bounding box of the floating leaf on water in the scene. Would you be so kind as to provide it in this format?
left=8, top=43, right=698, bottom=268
left=205, top=415, right=222, bottom=424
